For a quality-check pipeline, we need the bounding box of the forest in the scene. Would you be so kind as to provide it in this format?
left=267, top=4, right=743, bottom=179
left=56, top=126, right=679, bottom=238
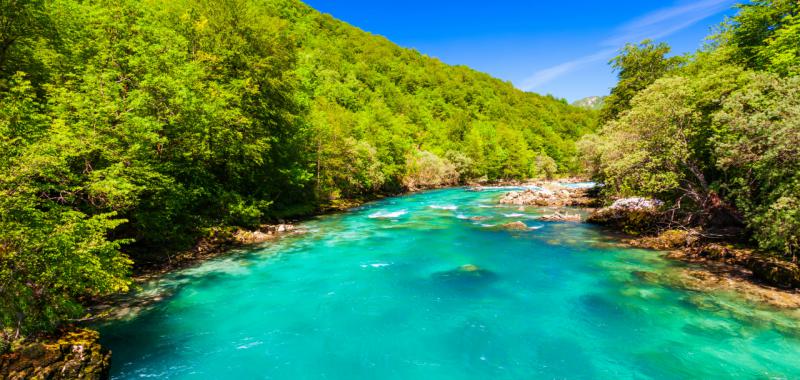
left=0, top=0, right=596, bottom=341
left=582, top=1, right=799, bottom=262
left=3, top=0, right=799, bottom=356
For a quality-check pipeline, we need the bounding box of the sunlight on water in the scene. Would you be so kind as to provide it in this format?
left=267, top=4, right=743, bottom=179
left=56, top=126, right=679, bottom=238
left=98, top=188, right=800, bottom=379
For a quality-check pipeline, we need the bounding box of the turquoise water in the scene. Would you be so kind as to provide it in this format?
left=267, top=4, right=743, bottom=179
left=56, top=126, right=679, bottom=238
left=99, top=188, right=800, bottom=379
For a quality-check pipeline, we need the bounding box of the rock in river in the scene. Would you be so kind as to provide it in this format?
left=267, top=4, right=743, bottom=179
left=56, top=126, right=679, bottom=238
left=432, top=264, right=496, bottom=286
left=538, top=211, right=582, bottom=222
left=499, top=185, right=596, bottom=207
left=501, top=221, right=529, bottom=230
left=587, top=197, right=664, bottom=232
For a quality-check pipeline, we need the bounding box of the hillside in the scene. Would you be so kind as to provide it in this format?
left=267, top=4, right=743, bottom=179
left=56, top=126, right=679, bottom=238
left=0, top=0, right=596, bottom=338
left=273, top=0, right=597, bottom=198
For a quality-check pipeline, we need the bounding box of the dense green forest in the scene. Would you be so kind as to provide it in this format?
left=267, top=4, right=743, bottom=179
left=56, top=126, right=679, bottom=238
left=0, top=0, right=596, bottom=340
left=582, top=0, right=799, bottom=260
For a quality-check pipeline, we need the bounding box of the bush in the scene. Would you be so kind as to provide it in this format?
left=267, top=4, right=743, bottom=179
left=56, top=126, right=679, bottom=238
left=403, top=150, right=459, bottom=190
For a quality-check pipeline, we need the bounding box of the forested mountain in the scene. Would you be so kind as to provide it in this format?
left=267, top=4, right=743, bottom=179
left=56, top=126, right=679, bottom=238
left=0, top=0, right=595, bottom=338
left=281, top=0, right=596, bottom=197
left=582, top=0, right=799, bottom=260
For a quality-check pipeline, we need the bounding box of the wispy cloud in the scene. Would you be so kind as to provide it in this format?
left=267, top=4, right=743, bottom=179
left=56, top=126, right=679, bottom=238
left=518, top=0, right=736, bottom=92
left=603, top=0, right=735, bottom=47
left=519, top=49, right=616, bottom=91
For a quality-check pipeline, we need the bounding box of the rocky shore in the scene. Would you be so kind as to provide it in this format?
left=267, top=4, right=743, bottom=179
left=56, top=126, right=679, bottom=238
left=584, top=197, right=800, bottom=308
left=133, top=223, right=304, bottom=281
left=626, top=229, right=800, bottom=290
left=0, top=222, right=305, bottom=379
left=0, top=329, right=109, bottom=380
left=495, top=182, right=800, bottom=309
left=497, top=182, right=598, bottom=208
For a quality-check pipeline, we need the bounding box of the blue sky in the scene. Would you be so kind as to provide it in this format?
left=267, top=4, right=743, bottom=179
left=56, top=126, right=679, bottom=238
left=302, top=0, right=741, bottom=102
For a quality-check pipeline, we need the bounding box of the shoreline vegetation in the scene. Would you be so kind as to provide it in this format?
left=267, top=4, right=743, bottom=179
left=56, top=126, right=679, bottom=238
left=492, top=181, right=800, bottom=307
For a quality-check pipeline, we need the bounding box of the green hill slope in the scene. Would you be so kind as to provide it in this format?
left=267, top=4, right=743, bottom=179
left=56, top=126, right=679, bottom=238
left=0, top=0, right=596, bottom=336
left=272, top=0, right=597, bottom=198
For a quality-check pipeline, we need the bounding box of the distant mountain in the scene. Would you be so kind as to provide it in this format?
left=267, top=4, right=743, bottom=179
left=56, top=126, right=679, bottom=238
left=572, top=96, right=606, bottom=110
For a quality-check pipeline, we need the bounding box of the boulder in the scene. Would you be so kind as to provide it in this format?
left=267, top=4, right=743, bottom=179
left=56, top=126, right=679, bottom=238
left=501, top=221, right=529, bottom=230
left=538, top=211, right=581, bottom=222
left=587, top=197, right=663, bottom=234
left=499, top=189, right=559, bottom=206
left=746, top=255, right=800, bottom=289
left=629, top=229, right=695, bottom=250
left=499, top=185, right=597, bottom=207
left=1, top=329, right=110, bottom=380
left=609, top=197, right=663, bottom=210
left=233, top=224, right=299, bottom=244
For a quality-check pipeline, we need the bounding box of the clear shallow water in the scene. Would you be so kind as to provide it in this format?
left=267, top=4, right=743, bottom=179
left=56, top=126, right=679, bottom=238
left=98, top=188, right=800, bottom=379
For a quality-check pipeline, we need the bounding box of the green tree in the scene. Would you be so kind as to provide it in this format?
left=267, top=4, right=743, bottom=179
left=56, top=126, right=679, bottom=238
left=714, top=74, right=800, bottom=259
left=600, top=40, right=683, bottom=122
left=724, top=0, right=800, bottom=74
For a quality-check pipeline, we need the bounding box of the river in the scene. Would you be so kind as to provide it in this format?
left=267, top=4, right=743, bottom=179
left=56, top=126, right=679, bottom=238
left=98, top=187, right=800, bottom=379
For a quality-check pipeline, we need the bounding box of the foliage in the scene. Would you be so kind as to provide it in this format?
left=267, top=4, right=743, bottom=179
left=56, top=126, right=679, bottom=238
left=590, top=0, right=800, bottom=258
left=403, top=150, right=459, bottom=190
left=0, top=0, right=596, bottom=336
left=599, top=40, right=684, bottom=122
left=724, top=0, right=800, bottom=75
left=714, top=74, right=800, bottom=259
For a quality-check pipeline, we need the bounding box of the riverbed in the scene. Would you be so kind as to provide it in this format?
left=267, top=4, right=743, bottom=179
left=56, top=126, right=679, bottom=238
left=98, top=188, right=800, bottom=379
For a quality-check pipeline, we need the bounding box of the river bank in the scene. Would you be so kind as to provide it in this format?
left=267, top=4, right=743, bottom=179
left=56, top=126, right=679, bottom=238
left=490, top=183, right=800, bottom=309
left=120, top=179, right=800, bottom=317
left=5, top=179, right=800, bottom=379
left=95, top=185, right=800, bottom=379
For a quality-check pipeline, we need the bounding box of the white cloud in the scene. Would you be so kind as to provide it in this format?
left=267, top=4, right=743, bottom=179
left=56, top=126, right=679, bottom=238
left=518, top=0, right=736, bottom=92
left=519, top=49, right=616, bottom=91
left=603, top=0, right=735, bottom=47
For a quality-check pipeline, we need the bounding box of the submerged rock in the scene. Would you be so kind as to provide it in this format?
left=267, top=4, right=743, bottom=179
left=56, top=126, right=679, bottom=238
left=501, top=221, right=529, bottom=230
left=678, top=268, right=800, bottom=310
left=459, top=264, right=481, bottom=272
left=632, top=270, right=662, bottom=283
left=432, top=264, right=496, bottom=285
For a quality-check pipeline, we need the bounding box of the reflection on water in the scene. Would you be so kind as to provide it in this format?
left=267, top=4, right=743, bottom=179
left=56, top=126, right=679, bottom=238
left=98, top=188, right=800, bottom=379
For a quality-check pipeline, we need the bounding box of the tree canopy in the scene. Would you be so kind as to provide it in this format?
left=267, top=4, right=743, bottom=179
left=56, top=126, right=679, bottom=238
left=0, top=0, right=596, bottom=339
left=583, top=0, right=800, bottom=260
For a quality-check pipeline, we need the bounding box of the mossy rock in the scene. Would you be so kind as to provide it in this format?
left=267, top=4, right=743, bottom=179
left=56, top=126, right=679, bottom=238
left=1, top=328, right=111, bottom=380
left=587, top=207, right=659, bottom=234
left=631, top=229, right=690, bottom=250
left=746, top=254, right=800, bottom=289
